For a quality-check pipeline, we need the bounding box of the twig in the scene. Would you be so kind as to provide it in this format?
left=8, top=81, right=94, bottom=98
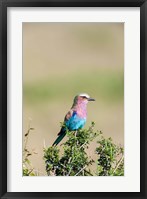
left=28, top=168, right=34, bottom=175
left=23, top=120, right=33, bottom=155
left=74, top=165, right=88, bottom=176
left=113, top=155, right=124, bottom=174
left=60, top=163, right=66, bottom=168
left=68, top=157, right=72, bottom=164
left=66, top=166, right=73, bottom=176
left=43, top=139, right=46, bottom=148
left=74, top=130, right=79, bottom=145
left=75, top=130, right=77, bottom=137
left=84, top=169, right=93, bottom=176
left=79, top=140, right=88, bottom=149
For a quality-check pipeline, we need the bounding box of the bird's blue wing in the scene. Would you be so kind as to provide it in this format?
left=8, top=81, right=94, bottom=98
left=58, top=109, right=86, bottom=135
left=57, top=110, right=73, bottom=135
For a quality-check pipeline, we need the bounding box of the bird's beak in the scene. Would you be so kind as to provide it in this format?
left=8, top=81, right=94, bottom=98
left=88, top=98, right=95, bottom=101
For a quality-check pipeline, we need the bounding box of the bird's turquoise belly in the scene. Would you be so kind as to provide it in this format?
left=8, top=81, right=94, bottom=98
left=65, top=115, right=86, bottom=131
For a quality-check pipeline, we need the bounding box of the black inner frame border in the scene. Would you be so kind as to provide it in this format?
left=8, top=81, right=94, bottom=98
left=0, top=0, right=146, bottom=198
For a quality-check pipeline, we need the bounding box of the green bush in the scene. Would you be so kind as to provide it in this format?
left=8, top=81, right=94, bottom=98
left=96, top=137, right=124, bottom=176
left=23, top=122, right=124, bottom=176
left=44, top=122, right=124, bottom=176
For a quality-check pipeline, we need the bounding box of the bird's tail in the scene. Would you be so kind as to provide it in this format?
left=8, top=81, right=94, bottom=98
left=52, top=130, right=66, bottom=146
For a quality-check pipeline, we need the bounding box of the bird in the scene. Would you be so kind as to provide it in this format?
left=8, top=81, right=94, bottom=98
left=52, top=93, right=95, bottom=146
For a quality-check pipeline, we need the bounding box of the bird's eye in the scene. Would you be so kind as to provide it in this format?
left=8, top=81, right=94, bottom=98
left=82, top=96, right=87, bottom=99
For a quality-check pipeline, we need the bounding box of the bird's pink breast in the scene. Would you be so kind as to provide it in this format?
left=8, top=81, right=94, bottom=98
left=75, top=104, right=87, bottom=119
left=77, top=109, right=87, bottom=118
left=72, top=98, right=88, bottom=119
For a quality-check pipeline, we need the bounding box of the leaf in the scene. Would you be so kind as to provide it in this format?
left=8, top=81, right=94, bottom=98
left=30, top=128, right=35, bottom=130
left=25, top=158, right=30, bottom=164
left=25, top=131, right=29, bottom=137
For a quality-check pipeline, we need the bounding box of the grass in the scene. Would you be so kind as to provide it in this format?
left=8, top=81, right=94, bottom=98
left=24, top=70, right=123, bottom=105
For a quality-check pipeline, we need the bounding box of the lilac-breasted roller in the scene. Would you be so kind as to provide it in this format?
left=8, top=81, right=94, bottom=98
left=52, top=93, right=95, bottom=146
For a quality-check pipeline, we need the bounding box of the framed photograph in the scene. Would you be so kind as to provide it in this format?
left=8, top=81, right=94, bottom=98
left=0, top=0, right=147, bottom=198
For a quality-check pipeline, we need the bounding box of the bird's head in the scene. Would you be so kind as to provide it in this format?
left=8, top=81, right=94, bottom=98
left=73, top=93, right=95, bottom=106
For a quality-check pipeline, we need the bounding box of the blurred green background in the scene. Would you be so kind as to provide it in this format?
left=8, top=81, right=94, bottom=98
left=23, top=23, right=124, bottom=175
